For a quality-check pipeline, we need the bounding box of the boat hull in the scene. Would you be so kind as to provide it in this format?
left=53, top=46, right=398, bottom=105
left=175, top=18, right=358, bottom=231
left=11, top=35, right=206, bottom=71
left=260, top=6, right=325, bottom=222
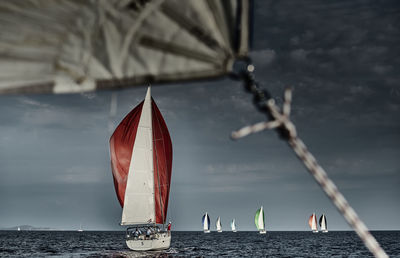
left=126, top=233, right=171, bottom=251
left=203, top=230, right=210, bottom=233
left=217, top=230, right=222, bottom=233
left=259, top=230, right=266, bottom=234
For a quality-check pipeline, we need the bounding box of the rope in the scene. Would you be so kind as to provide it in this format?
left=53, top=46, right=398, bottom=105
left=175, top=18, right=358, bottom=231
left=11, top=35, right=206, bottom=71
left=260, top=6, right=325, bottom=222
left=231, top=66, right=388, bottom=258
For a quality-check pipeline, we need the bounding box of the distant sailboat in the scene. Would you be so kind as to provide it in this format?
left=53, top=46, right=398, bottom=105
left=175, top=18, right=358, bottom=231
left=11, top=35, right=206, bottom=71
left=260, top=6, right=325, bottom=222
left=110, top=87, right=173, bottom=251
left=17, top=227, right=20, bottom=231
left=309, top=213, right=318, bottom=233
left=78, top=224, right=83, bottom=232
left=255, top=206, right=266, bottom=234
left=202, top=212, right=211, bottom=233
left=319, top=214, right=328, bottom=233
left=231, top=219, right=237, bottom=232
left=216, top=217, right=222, bottom=232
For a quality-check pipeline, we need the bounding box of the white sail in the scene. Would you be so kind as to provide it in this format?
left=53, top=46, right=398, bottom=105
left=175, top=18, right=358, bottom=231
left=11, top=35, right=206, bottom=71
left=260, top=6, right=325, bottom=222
left=121, top=87, right=155, bottom=225
left=258, top=207, right=265, bottom=230
left=216, top=217, right=222, bottom=232
left=231, top=219, right=237, bottom=232
left=320, top=214, right=328, bottom=232
left=203, top=213, right=210, bottom=231
left=311, top=213, right=318, bottom=232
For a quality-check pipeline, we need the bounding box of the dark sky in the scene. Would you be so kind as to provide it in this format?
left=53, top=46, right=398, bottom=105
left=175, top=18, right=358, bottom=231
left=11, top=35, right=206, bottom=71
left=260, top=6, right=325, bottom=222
left=0, top=0, right=399, bottom=231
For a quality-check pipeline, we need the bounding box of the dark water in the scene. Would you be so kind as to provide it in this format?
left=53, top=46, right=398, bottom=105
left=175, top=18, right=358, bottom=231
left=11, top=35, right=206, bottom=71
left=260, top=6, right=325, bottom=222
left=0, top=231, right=399, bottom=257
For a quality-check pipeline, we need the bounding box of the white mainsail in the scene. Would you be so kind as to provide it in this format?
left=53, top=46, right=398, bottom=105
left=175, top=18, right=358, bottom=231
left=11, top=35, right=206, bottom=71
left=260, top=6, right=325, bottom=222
left=216, top=217, right=222, bottom=232
left=309, top=213, right=318, bottom=233
left=231, top=219, right=237, bottom=232
left=203, top=212, right=210, bottom=232
left=121, top=87, right=155, bottom=225
left=320, top=214, right=328, bottom=233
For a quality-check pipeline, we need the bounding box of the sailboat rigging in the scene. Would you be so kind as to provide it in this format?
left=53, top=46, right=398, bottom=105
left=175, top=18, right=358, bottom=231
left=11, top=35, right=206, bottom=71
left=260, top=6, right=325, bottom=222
left=110, top=87, right=173, bottom=251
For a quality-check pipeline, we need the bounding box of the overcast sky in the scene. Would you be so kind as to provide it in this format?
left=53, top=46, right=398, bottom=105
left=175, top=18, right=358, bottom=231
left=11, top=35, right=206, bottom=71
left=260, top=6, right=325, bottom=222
left=0, top=0, right=399, bottom=231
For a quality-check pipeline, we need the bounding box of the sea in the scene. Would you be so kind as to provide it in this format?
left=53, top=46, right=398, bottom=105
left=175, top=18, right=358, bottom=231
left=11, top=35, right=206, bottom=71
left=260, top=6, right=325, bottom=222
left=0, top=231, right=399, bottom=257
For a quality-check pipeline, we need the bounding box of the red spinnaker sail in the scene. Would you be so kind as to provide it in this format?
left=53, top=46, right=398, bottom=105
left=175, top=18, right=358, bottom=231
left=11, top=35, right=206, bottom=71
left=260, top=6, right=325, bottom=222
left=109, top=98, right=172, bottom=224
left=308, top=215, right=313, bottom=229
left=151, top=99, right=173, bottom=224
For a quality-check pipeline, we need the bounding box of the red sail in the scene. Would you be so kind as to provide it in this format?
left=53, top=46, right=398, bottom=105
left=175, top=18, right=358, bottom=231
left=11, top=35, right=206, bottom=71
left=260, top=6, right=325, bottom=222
left=109, top=101, right=144, bottom=207
left=109, top=97, right=172, bottom=224
left=152, top=98, right=173, bottom=224
left=308, top=215, right=313, bottom=229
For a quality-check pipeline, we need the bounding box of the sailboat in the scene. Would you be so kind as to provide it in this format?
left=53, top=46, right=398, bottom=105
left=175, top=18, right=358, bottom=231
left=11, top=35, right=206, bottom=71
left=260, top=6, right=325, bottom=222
left=77, top=224, right=83, bottom=232
left=17, top=227, right=21, bottom=231
left=202, top=213, right=211, bottom=233
left=319, top=214, right=328, bottom=233
left=309, top=213, right=319, bottom=233
left=255, top=206, right=266, bottom=234
left=216, top=217, right=222, bottom=232
left=231, top=219, right=237, bottom=232
left=110, top=87, right=173, bottom=251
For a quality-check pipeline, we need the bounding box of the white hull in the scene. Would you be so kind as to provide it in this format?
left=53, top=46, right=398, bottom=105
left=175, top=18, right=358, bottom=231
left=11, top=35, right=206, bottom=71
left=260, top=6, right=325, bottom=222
left=126, top=233, right=171, bottom=251
left=322, top=230, right=328, bottom=233
left=259, top=230, right=266, bottom=234
left=232, top=230, right=237, bottom=232
left=217, top=230, right=223, bottom=233
left=312, top=230, right=319, bottom=233
left=204, top=230, right=210, bottom=233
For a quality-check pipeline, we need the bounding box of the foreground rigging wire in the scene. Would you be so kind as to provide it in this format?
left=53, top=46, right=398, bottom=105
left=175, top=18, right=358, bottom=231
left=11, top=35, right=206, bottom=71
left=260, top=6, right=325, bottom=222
left=231, top=63, right=388, bottom=258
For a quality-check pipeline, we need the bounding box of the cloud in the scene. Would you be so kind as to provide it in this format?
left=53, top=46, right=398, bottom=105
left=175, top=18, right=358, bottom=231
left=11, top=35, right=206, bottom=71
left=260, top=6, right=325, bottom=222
left=290, top=49, right=308, bottom=62
left=372, top=65, right=393, bottom=75
left=251, top=49, right=277, bottom=65
left=54, top=166, right=104, bottom=184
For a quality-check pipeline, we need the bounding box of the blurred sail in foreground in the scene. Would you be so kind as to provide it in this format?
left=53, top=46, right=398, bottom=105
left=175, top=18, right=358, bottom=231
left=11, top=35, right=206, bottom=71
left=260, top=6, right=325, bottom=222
left=0, top=0, right=251, bottom=94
